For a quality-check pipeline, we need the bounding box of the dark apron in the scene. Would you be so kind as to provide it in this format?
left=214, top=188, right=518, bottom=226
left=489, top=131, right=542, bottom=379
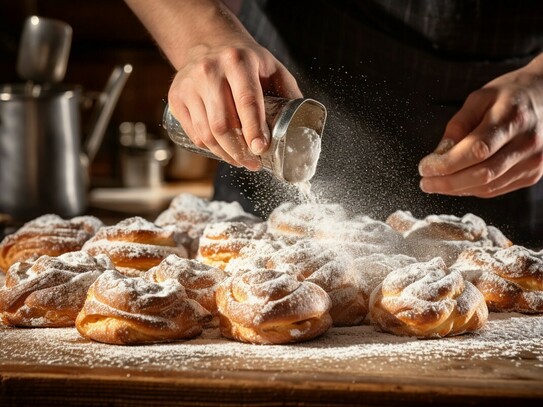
left=214, top=0, right=543, bottom=246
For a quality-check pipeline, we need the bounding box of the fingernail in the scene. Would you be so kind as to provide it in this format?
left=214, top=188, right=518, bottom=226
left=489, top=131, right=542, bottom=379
left=418, top=159, right=436, bottom=177
left=434, top=138, right=455, bottom=154
left=420, top=179, right=433, bottom=193
left=250, top=138, right=269, bottom=155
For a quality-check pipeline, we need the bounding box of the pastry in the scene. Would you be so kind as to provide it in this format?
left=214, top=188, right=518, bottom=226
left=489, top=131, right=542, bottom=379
left=352, top=253, right=418, bottom=300
left=266, top=241, right=367, bottom=326
left=196, top=221, right=268, bottom=269
left=386, top=210, right=512, bottom=265
left=82, top=217, right=188, bottom=276
left=76, top=269, right=212, bottom=345
left=369, top=257, right=488, bottom=338
left=0, top=214, right=103, bottom=273
left=216, top=268, right=332, bottom=344
left=452, top=245, right=543, bottom=313
left=155, top=193, right=260, bottom=257
left=267, top=202, right=348, bottom=239
left=224, top=239, right=287, bottom=276
left=145, top=255, right=227, bottom=317
left=314, top=216, right=406, bottom=257
left=0, top=251, right=113, bottom=327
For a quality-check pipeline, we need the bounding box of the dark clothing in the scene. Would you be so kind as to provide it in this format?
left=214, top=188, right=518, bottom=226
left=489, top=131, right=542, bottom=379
left=214, top=0, right=543, bottom=246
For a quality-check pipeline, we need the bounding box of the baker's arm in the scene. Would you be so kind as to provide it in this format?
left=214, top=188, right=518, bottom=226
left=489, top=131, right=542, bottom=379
left=125, top=0, right=302, bottom=170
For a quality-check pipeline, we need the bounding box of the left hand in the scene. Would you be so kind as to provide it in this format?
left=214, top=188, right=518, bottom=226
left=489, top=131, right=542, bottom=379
left=419, top=53, right=543, bottom=198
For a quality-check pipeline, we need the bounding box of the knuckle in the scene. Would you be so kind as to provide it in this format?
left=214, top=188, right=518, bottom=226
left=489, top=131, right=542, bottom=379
left=477, top=167, right=496, bottom=184
left=525, top=131, right=542, bottom=152
left=471, top=139, right=492, bottom=161
left=533, top=151, right=543, bottom=166
left=222, top=47, right=247, bottom=64
left=192, top=138, right=206, bottom=149
left=196, top=58, right=218, bottom=76
left=209, top=117, right=230, bottom=135
left=446, top=120, right=466, bottom=137
left=237, top=92, right=259, bottom=110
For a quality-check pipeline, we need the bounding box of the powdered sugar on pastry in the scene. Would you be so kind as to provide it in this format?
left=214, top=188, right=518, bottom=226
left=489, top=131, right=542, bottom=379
left=82, top=217, right=187, bottom=276
left=0, top=251, right=114, bottom=327
left=0, top=214, right=103, bottom=272
left=76, top=269, right=212, bottom=345
left=370, top=258, right=488, bottom=338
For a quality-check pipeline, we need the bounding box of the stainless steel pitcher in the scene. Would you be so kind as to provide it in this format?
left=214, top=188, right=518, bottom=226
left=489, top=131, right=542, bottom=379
left=0, top=64, right=132, bottom=221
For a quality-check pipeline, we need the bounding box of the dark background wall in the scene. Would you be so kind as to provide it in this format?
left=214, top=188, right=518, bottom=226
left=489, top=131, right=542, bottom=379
left=0, top=0, right=175, bottom=183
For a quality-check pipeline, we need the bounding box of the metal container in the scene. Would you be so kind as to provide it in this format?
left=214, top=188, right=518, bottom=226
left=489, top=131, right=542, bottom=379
left=0, top=65, right=132, bottom=221
left=162, top=96, right=327, bottom=182
left=119, top=122, right=171, bottom=188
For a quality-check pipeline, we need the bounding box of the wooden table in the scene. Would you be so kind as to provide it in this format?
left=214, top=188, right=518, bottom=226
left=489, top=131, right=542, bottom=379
left=1, top=312, right=542, bottom=406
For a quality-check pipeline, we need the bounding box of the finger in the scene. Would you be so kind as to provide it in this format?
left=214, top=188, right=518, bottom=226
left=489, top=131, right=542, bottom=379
left=268, top=65, right=303, bottom=99
left=419, top=90, right=495, bottom=177
left=443, top=89, right=496, bottom=144
left=420, top=130, right=541, bottom=193
left=203, top=79, right=262, bottom=171
left=473, top=153, right=543, bottom=198
left=224, top=51, right=271, bottom=156
left=186, top=95, right=240, bottom=167
left=423, top=95, right=522, bottom=177
left=424, top=152, right=543, bottom=198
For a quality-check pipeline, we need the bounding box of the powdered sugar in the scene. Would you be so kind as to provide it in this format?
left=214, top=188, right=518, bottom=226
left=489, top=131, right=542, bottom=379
left=282, top=126, right=322, bottom=183
left=1, top=313, right=541, bottom=376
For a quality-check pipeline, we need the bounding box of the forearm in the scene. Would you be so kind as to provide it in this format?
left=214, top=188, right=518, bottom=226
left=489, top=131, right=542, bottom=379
left=124, top=0, right=253, bottom=70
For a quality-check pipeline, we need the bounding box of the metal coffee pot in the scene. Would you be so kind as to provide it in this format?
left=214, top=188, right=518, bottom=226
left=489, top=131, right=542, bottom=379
left=0, top=66, right=132, bottom=221
left=0, top=16, right=132, bottom=222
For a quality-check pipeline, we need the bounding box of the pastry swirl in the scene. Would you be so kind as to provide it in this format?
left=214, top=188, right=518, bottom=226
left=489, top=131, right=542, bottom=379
left=216, top=268, right=332, bottom=344
left=369, top=258, right=488, bottom=338
left=266, top=241, right=367, bottom=326
left=386, top=211, right=512, bottom=265
left=76, top=269, right=212, bottom=345
left=452, top=245, right=543, bottom=313
left=155, top=193, right=260, bottom=257
left=267, top=202, right=348, bottom=239
left=0, top=214, right=103, bottom=273
left=145, top=254, right=227, bottom=316
left=0, top=251, right=113, bottom=327
left=82, top=217, right=187, bottom=276
left=196, top=221, right=268, bottom=269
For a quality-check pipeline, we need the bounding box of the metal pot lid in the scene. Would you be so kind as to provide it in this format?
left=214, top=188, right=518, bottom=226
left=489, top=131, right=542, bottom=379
left=0, top=83, right=80, bottom=100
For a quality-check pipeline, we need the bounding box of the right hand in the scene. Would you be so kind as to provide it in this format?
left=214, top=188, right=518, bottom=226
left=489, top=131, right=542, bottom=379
left=168, top=39, right=302, bottom=170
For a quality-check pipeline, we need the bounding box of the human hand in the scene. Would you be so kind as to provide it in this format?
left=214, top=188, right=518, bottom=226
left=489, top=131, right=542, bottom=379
left=418, top=54, right=543, bottom=198
left=168, top=39, right=302, bottom=170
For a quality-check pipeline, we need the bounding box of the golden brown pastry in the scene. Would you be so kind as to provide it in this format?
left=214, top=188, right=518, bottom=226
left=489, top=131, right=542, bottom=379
left=196, top=221, right=268, bottom=270
left=0, top=251, right=113, bottom=327
left=386, top=210, right=512, bottom=265
left=76, top=269, right=212, bottom=345
left=216, top=268, right=332, bottom=344
left=155, top=193, right=260, bottom=257
left=266, top=241, right=368, bottom=326
left=224, top=240, right=288, bottom=276
left=314, top=216, right=406, bottom=257
left=267, top=202, right=348, bottom=239
left=81, top=217, right=188, bottom=276
left=452, top=245, right=543, bottom=313
left=352, top=253, right=418, bottom=300
left=369, top=257, right=488, bottom=338
left=145, top=254, right=227, bottom=317
left=0, top=214, right=103, bottom=273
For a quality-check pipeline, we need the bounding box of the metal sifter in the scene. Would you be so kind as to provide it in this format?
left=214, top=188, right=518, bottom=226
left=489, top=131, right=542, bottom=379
left=162, top=96, right=327, bottom=182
